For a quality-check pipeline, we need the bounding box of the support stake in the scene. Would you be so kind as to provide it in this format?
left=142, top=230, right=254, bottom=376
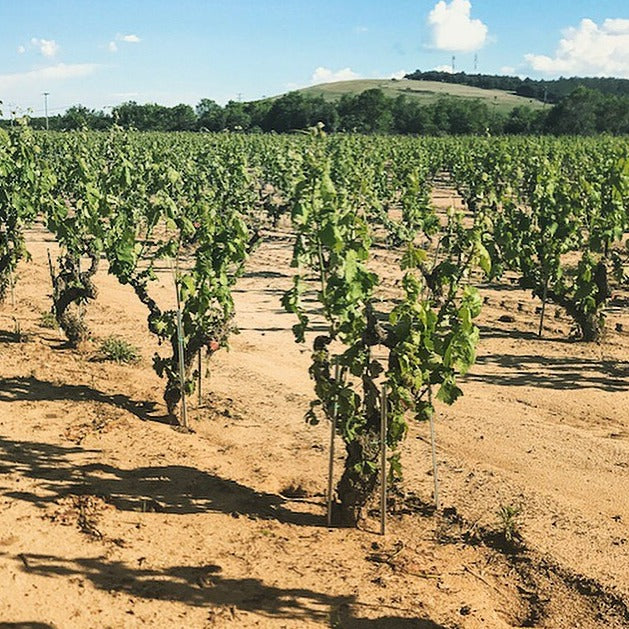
left=538, top=274, right=549, bottom=338
left=428, top=385, right=439, bottom=510
left=197, top=349, right=202, bottom=407
left=171, top=261, right=188, bottom=429
left=8, top=268, right=15, bottom=309
left=380, top=383, right=388, bottom=536
left=327, top=363, right=341, bottom=527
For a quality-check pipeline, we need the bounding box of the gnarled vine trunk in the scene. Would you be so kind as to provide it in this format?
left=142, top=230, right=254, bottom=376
left=162, top=318, right=230, bottom=417
left=335, top=428, right=381, bottom=527
left=128, top=274, right=231, bottom=419
left=544, top=260, right=611, bottom=342
left=49, top=250, right=99, bottom=346
left=333, top=307, right=388, bottom=527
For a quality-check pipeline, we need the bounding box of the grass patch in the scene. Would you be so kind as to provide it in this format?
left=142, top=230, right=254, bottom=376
left=39, top=310, right=57, bottom=329
left=98, top=335, right=140, bottom=364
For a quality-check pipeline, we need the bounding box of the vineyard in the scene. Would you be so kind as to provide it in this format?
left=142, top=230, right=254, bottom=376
left=0, top=124, right=628, bottom=628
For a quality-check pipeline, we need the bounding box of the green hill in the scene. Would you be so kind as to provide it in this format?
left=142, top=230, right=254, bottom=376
left=289, top=78, right=546, bottom=113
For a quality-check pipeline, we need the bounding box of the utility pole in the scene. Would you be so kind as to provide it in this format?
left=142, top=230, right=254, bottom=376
left=451, top=55, right=455, bottom=73
left=474, top=53, right=478, bottom=72
left=43, top=92, right=50, bottom=130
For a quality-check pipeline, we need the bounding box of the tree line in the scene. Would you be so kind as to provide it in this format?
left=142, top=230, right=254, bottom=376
left=404, top=70, right=629, bottom=104
left=2, top=85, right=628, bottom=135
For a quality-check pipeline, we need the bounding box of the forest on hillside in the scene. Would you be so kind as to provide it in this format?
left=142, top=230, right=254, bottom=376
left=404, top=70, right=629, bottom=103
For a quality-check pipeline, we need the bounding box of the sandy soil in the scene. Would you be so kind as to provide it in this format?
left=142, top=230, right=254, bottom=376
left=0, top=215, right=627, bottom=628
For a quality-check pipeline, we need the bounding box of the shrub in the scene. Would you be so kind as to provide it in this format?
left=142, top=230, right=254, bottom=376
left=39, top=310, right=57, bottom=329
left=98, top=335, right=140, bottom=364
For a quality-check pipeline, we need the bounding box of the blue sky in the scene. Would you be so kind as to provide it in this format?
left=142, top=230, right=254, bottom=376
left=1, top=0, right=628, bottom=115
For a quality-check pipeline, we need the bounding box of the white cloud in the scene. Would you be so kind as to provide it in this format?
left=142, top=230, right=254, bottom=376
left=31, top=38, right=60, bottom=57
left=118, top=34, right=141, bottom=43
left=17, top=45, right=26, bottom=54
left=500, top=65, right=516, bottom=75
left=108, top=33, right=141, bottom=50
left=524, top=18, right=629, bottom=78
left=433, top=64, right=454, bottom=73
left=354, top=25, right=369, bottom=34
left=389, top=70, right=408, bottom=80
left=427, top=0, right=488, bottom=52
left=0, top=63, right=99, bottom=90
left=311, top=67, right=361, bottom=84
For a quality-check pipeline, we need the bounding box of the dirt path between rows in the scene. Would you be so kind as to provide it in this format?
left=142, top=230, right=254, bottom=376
left=0, top=220, right=627, bottom=628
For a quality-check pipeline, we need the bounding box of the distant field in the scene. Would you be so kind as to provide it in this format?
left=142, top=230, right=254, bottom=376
left=289, top=78, right=546, bottom=113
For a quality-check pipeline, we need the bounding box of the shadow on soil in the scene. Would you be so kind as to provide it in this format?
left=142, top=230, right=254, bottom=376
left=0, top=435, right=322, bottom=526
left=466, top=353, right=628, bottom=392
left=0, top=625, right=55, bottom=629
left=0, top=330, right=29, bottom=344
left=10, top=553, right=444, bottom=627
left=477, top=324, right=573, bottom=344
left=242, top=269, right=291, bottom=280
left=0, top=375, right=171, bottom=425
left=237, top=322, right=329, bottom=334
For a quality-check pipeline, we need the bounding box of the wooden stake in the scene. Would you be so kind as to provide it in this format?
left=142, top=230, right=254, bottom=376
left=327, top=363, right=341, bottom=527
left=538, top=274, right=549, bottom=338
left=171, top=261, right=188, bottom=429
left=77, top=256, right=84, bottom=321
left=8, top=268, right=15, bottom=309
left=380, top=383, right=388, bottom=536
left=47, top=249, right=55, bottom=292
left=197, top=349, right=202, bottom=407
left=46, top=250, right=58, bottom=328
left=428, top=385, right=440, bottom=510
